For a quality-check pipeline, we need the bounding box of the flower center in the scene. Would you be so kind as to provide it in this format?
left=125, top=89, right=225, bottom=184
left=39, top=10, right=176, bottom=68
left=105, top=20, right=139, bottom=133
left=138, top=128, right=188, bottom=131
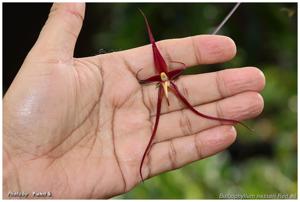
left=160, top=72, right=169, bottom=81
left=160, top=72, right=171, bottom=104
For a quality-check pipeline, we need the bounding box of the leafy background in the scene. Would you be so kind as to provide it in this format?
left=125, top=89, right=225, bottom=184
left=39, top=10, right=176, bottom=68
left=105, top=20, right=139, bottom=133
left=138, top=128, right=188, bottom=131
left=3, top=3, right=297, bottom=199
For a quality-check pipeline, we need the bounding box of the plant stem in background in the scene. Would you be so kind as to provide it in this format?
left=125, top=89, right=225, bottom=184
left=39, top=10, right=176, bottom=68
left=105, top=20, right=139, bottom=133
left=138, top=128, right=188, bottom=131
left=212, top=3, right=241, bottom=35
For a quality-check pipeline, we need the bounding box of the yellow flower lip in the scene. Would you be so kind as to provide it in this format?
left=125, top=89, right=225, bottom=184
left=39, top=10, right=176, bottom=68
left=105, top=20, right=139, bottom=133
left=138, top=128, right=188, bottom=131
left=160, top=72, right=170, bottom=105
left=160, top=72, right=169, bottom=82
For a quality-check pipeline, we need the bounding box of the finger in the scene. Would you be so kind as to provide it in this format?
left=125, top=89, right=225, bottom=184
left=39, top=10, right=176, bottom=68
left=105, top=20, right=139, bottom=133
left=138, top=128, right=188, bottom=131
left=143, top=67, right=265, bottom=115
left=117, top=35, right=236, bottom=77
left=142, top=125, right=236, bottom=179
left=154, top=91, right=264, bottom=143
left=30, top=3, right=85, bottom=59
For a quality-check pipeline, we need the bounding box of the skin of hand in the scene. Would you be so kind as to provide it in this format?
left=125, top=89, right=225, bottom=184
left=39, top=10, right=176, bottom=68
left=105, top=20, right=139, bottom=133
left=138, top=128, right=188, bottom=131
left=3, top=3, right=265, bottom=199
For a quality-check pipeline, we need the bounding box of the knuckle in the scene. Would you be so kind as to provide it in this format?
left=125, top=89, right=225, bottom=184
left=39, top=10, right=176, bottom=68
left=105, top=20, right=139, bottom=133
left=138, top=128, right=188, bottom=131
left=216, top=70, right=227, bottom=98
left=194, top=134, right=203, bottom=160
left=218, top=67, right=266, bottom=97
left=168, top=140, right=177, bottom=169
left=190, top=36, right=203, bottom=65
left=225, top=92, right=264, bottom=119
left=49, top=5, right=83, bottom=35
left=215, top=100, right=225, bottom=120
left=50, top=3, right=84, bottom=21
left=179, top=110, right=194, bottom=137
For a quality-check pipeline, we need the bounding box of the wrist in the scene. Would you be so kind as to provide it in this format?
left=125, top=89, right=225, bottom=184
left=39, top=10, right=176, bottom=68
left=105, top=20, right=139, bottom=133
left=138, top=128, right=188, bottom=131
left=3, top=146, right=22, bottom=199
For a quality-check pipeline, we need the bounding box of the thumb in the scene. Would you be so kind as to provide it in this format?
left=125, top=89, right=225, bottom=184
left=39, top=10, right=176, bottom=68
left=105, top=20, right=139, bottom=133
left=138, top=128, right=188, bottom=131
left=31, top=3, right=85, bottom=59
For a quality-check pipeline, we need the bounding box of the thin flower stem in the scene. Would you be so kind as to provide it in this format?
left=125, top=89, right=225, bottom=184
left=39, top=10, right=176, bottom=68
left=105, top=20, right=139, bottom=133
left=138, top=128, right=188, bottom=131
left=212, top=3, right=241, bottom=35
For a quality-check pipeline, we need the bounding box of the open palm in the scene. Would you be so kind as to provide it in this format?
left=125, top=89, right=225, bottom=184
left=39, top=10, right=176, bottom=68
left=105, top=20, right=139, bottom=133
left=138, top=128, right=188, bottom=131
left=3, top=3, right=265, bottom=199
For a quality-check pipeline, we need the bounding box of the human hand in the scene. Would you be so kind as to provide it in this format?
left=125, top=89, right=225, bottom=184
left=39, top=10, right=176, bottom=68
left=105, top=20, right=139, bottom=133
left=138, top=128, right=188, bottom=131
left=3, top=3, right=265, bottom=199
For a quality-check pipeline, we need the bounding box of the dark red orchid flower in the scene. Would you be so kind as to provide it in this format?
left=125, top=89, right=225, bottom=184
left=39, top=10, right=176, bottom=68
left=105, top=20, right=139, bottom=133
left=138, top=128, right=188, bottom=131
left=137, top=10, right=252, bottom=182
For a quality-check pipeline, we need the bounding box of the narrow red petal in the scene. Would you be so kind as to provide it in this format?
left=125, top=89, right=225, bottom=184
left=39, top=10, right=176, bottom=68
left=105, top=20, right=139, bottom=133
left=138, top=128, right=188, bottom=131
left=167, top=68, right=185, bottom=80
left=152, top=46, right=169, bottom=73
left=170, top=81, right=253, bottom=132
left=139, top=9, right=168, bottom=73
left=139, top=86, right=163, bottom=182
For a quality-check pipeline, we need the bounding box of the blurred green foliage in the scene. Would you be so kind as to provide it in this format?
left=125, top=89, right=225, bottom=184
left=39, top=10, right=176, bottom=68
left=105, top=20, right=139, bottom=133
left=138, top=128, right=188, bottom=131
left=86, top=3, right=297, bottom=199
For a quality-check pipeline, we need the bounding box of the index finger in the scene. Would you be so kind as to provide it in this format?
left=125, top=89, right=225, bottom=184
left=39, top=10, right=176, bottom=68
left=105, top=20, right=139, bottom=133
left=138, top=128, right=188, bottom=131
left=118, top=35, right=236, bottom=77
